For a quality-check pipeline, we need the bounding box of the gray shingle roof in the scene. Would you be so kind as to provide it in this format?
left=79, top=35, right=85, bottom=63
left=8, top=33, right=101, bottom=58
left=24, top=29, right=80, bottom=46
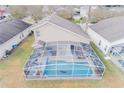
left=0, top=19, right=31, bottom=45
left=90, top=16, right=124, bottom=42
left=47, top=15, right=89, bottom=39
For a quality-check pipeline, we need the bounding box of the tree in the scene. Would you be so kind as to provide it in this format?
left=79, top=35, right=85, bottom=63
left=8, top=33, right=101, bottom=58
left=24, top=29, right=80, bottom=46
left=8, top=5, right=76, bottom=20
left=9, top=6, right=28, bottom=19
left=57, top=6, right=74, bottom=19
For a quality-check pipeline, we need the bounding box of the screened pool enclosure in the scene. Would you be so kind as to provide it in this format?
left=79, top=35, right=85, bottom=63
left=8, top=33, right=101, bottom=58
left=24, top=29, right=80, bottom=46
left=24, top=41, right=105, bottom=80
left=110, top=43, right=124, bottom=72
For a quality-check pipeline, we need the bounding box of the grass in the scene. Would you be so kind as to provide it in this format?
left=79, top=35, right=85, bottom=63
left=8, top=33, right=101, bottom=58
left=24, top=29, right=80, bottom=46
left=0, top=62, right=8, bottom=70
left=90, top=42, right=113, bottom=72
left=90, top=42, right=124, bottom=80
left=73, top=19, right=81, bottom=24
left=90, top=42, right=122, bottom=74
left=0, top=36, right=124, bottom=87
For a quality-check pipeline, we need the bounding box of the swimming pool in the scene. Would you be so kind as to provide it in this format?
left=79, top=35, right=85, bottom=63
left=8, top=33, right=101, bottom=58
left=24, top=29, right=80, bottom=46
left=43, top=61, right=93, bottom=77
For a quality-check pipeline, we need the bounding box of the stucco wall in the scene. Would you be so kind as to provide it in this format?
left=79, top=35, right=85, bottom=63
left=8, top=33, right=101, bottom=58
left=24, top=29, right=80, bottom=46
left=87, top=28, right=111, bottom=54
left=34, top=22, right=90, bottom=44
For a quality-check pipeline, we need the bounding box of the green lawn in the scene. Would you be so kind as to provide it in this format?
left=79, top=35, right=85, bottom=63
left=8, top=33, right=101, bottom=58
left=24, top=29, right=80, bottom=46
left=90, top=42, right=123, bottom=74
left=0, top=35, right=124, bottom=88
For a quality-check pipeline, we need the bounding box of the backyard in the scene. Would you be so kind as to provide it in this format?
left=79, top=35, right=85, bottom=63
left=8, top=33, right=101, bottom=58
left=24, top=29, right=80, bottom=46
left=0, top=35, right=124, bottom=88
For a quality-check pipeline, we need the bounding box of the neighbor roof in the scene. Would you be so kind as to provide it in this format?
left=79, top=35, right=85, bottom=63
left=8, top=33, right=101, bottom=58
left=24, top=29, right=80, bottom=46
left=44, top=15, right=89, bottom=39
left=90, top=16, right=124, bottom=42
left=0, top=19, right=31, bottom=45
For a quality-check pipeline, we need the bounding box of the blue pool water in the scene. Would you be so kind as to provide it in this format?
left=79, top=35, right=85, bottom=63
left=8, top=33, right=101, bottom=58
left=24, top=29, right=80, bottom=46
left=43, top=61, right=93, bottom=77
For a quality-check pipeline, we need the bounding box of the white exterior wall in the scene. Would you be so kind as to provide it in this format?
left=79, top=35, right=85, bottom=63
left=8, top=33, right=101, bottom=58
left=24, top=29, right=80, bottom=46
left=0, top=29, right=31, bottom=59
left=111, top=38, right=124, bottom=46
left=87, top=28, right=111, bottom=54
left=34, top=22, right=90, bottom=44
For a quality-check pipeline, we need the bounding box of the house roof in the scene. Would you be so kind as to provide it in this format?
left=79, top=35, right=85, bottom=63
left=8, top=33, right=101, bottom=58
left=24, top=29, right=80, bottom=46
left=0, top=19, right=31, bottom=45
left=90, top=16, right=124, bottom=43
left=43, top=15, right=89, bottom=39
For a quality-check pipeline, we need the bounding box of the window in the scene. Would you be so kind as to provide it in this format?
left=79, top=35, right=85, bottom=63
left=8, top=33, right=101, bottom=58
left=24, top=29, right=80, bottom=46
left=20, top=33, right=24, bottom=39
left=36, top=30, right=40, bottom=37
left=22, top=33, right=24, bottom=37
left=98, top=40, right=101, bottom=46
left=20, top=35, right=22, bottom=39
left=104, top=45, right=108, bottom=51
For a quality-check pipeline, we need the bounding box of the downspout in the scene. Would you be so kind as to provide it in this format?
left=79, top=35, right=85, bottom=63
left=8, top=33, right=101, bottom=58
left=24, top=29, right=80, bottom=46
left=104, top=46, right=112, bottom=59
left=85, top=6, right=92, bottom=32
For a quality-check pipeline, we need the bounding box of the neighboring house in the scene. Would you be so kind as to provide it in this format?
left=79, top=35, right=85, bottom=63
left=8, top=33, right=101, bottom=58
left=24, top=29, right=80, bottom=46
left=0, top=5, right=11, bottom=22
left=72, top=6, right=98, bottom=23
left=0, top=19, right=31, bottom=59
left=31, top=14, right=90, bottom=44
left=102, top=6, right=124, bottom=13
left=72, top=7, right=81, bottom=21
left=87, top=16, right=124, bottom=55
left=73, top=14, right=81, bottom=21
